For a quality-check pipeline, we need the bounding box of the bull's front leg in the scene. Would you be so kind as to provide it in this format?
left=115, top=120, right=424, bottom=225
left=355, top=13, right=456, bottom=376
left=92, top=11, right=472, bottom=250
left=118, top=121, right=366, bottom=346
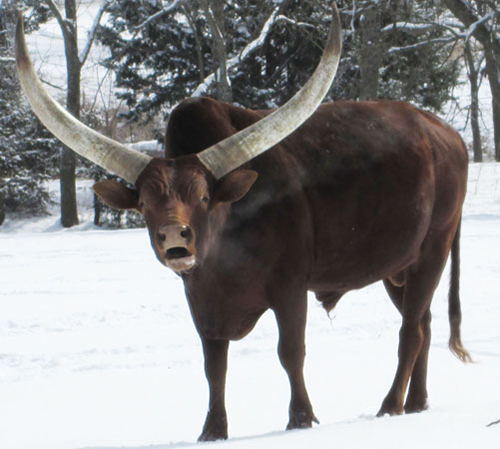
left=198, top=338, right=229, bottom=442
left=274, top=294, right=319, bottom=430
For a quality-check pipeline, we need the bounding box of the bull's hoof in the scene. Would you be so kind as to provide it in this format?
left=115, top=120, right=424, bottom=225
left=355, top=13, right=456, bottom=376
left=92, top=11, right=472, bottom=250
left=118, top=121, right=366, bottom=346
left=377, top=398, right=404, bottom=417
left=404, top=398, right=429, bottom=414
left=198, top=415, right=228, bottom=442
left=286, top=411, right=320, bottom=430
left=198, top=427, right=228, bottom=442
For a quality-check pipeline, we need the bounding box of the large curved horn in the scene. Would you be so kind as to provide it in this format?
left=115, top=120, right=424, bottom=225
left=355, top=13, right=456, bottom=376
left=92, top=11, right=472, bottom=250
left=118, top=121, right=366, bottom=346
left=15, top=14, right=151, bottom=185
left=197, top=2, right=342, bottom=180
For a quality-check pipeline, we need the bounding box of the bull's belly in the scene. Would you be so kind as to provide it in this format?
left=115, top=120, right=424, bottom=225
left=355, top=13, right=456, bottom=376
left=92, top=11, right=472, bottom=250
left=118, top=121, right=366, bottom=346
left=307, top=225, right=423, bottom=293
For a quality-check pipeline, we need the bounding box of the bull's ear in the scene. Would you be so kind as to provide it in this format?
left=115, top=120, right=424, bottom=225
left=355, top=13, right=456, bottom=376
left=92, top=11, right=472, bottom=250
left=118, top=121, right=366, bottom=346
left=93, top=180, right=139, bottom=211
left=212, top=170, right=258, bottom=204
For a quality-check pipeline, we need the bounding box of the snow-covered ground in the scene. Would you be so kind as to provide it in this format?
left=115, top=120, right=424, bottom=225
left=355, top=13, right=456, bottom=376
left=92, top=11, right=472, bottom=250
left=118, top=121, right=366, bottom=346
left=1, top=163, right=499, bottom=449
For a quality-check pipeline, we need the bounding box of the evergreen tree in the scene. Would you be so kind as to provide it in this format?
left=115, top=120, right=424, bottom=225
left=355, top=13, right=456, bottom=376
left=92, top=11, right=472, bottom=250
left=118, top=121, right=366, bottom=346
left=0, top=1, right=58, bottom=224
left=97, top=0, right=214, bottom=121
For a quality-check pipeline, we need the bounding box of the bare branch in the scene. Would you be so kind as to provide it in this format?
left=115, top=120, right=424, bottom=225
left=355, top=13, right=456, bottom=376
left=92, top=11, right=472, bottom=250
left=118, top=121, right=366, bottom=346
left=44, top=0, right=69, bottom=35
left=79, top=0, right=111, bottom=66
left=40, top=77, right=65, bottom=91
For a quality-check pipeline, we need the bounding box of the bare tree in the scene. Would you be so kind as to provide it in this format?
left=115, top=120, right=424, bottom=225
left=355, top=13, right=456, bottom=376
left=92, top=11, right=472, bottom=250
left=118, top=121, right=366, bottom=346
left=443, top=0, right=500, bottom=161
left=44, top=0, right=110, bottom=227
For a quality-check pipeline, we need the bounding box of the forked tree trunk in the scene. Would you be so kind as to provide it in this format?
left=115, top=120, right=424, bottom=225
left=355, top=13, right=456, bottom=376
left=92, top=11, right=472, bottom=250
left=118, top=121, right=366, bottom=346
left=200, top=0, right=232, bottom=102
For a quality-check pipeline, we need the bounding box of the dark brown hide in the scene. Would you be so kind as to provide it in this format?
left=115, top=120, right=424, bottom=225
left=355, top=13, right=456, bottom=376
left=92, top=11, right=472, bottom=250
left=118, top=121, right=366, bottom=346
left=95, top=96, right=469, bottom=441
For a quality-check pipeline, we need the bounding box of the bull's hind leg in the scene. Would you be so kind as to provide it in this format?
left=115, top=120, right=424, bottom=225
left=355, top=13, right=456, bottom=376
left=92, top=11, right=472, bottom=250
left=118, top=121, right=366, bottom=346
left=378, top=231, right=455, bottom=417
left=404, top=307, right=431, bottom=413
left=382, top=280, right=431, bottom=413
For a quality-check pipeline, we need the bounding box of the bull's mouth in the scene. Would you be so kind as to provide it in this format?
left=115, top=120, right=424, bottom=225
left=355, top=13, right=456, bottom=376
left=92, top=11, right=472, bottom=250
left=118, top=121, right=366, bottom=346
left=165, top=247, right=196, bottom=273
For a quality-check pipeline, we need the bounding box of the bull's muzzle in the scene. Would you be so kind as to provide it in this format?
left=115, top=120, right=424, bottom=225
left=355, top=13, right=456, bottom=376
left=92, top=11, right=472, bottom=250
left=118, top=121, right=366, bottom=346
left=157, top=225, right=196, bottom=273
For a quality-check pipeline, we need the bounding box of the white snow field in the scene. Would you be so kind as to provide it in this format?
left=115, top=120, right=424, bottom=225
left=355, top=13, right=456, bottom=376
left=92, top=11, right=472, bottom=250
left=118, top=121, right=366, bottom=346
left=1, top=163, right=499, bottom=449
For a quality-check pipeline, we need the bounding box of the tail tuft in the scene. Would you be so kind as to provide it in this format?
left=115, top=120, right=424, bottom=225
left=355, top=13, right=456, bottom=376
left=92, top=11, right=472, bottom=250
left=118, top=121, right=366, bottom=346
left=449, top=326, right=473, bottom=363
left=448, top=219, right=472, bottom=363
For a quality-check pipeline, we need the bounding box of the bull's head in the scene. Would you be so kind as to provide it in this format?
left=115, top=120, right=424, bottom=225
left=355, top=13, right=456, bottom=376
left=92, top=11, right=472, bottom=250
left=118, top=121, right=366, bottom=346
left=15, top=3, right=341, bottom=274
left=92, top=156, right=258, bottom=273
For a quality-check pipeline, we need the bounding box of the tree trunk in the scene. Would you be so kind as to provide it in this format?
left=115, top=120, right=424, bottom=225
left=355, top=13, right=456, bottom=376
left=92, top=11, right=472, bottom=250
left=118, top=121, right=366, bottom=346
left=200, top=0, right=232, bottom=102
left=0, top=191, right=5, bottom=226
left=464, top=42, right=483, bottom=162
left=1, top=3, right=11, bottom=226
left=59, top=0, right=81, bottom=227
left=484, top=50, right=500, bottom=161
left=359, top=4, right=382, bottom=101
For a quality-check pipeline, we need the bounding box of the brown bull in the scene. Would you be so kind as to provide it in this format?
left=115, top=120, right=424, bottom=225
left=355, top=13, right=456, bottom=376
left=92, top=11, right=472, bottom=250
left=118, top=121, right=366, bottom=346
left=16, top=3, right=470, bottom=442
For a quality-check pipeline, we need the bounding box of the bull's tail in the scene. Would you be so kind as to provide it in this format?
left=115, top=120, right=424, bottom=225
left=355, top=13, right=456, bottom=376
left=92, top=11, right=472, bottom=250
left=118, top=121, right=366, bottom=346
left=448, top=218, right=472, bottom=363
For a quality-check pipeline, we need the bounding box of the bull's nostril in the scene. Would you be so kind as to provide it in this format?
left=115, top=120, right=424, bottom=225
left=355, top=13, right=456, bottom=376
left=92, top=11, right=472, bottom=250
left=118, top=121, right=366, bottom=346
left=180, top=227, right=192, bottom=240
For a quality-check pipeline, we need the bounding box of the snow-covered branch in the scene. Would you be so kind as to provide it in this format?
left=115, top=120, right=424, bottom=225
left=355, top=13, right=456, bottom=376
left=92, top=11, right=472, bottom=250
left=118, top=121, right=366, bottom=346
left=0, top=56, right=15, bottom=63
left=192, top=7, right=279, bottom=97
left=463, top=11, right=495, bottom=42
left=127, top=140, right=163, bottom=156
left=237, top=8, right=280, bottom=66
left=274, top=15, right=315, bottom=30
left=135, top=0, right=184, bottom=31
left=79, top=0, right=111, bottom=66
left=388, top=36, right=458, bottom=55
left=386, top=11, right=497, bottom=55
left=381, top=22, right=437, bottom=35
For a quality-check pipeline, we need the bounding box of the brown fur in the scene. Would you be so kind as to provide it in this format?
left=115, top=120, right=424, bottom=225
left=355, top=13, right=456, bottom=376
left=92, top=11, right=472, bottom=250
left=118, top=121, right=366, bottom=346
left=95, top=96, right=470, bottom=441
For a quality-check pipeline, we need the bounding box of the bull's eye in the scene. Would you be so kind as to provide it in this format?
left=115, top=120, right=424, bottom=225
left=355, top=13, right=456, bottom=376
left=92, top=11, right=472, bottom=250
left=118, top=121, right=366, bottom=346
left=201, top=196, right=209, bottom=204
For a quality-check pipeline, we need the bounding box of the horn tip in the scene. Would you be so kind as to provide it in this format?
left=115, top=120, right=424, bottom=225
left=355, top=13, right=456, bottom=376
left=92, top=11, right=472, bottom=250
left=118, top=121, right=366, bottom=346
left=327, top=1, right=342, bottom=54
